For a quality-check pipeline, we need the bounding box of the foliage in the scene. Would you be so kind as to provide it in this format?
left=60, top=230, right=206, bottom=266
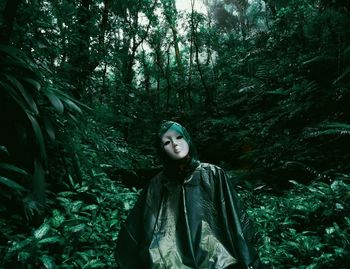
left=208, top=1, right=350, bottom=183
left=0, top=44, right=83, bottom=221
left=0, top=93, right=150, bottom=266
left=1, top=0, right=350, bottom=268
left=240, top=175, right=350, bottom=268
left=1, top=170, right=139, bottom=268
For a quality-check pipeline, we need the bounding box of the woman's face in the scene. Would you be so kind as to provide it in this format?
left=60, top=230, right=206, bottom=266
left=161, top=129, right=189, bottom=160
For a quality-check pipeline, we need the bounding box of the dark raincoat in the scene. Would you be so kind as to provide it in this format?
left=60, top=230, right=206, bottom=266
left=115, top=121, right=261, bottom=269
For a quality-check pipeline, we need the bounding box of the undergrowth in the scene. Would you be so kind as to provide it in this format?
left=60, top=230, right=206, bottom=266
left=241, top=176, right=350, bottom=268
left=3, top=169, right=349, bottom=268
left=1, top=170, right=139, bottom=268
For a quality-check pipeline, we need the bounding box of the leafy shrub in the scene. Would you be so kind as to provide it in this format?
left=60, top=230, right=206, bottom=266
left=240, top=176, right=350, bottom=268
left=2, top=171, right=139, bottom=268
left=0, top=45, right=83, bottom=219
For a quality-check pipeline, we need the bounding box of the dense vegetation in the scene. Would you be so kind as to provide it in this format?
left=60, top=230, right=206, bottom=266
left=0, top=0, right=349, bottom=268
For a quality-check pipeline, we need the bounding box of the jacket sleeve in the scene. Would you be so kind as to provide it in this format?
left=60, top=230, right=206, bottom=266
left=216, top=167, right=262, bottom=269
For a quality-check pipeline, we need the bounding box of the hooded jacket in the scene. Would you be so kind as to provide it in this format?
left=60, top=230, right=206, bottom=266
left=115, top=121, right=261, bottom=269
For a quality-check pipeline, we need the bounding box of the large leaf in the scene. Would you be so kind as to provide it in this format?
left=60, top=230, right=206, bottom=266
left=45, top=91, right=64, bottom=113
left=22, top=77, right=41, bottom=91
left=0, top=163, right=29, bottom=176
left=4, top=74, right=39, bottom=115
left=49, top=86, right=91, bottom=110
left=0, top=80, right=29, bottom=113
left=42, top=117, right=56, bottom=141
left=0, top=175, right=26, bottom=191
left=61, top=98, right=82, bottom=114
left=27, top=115, right=47, bottom=162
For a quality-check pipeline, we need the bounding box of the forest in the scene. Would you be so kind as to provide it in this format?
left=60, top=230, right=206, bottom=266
left=0, top=0, right=349, bottom=268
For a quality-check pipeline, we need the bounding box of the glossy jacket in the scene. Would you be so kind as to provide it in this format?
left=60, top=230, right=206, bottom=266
left=115, top=162, right=261, bottom=268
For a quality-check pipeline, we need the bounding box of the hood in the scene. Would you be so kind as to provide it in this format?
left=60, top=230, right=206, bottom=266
left=156, top=120, right=199, bottom=180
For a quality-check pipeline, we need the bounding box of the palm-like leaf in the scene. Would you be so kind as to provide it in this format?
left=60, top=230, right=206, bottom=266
left=0, top=45, right=84, bottom=219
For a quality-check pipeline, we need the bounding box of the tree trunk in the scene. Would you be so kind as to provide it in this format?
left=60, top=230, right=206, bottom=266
left=66, top=0, right=92, bottom=99
left=165, top=48, right=171, bottom=111
left=191, top=1, right=214, bottom=114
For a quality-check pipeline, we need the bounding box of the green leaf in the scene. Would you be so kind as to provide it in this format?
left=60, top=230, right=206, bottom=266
left=0, top=176, right=26, bottom=191
left=43, top=117, right=56, bottom=141
left=71, top=200, right=84, bottom=212
left=0, top=163, right=29, bottom=176
left=62, top=98, right=82, bottom=114
left=45, top=92, right=64, bottom=113
left=64, top=223, right=86, bottom=233
left=82, top=204, right=98, bottom=211
left=325, top=227, right=335, bottom=234
left=22, top=77, right=41, bottom=91
left=38, top=236, right=63, bottom=245
left=5, top=74, right=39, bottom=115
left=8, top=238, right=32, bottom=253
left=34, top=222, right=50, bottom=239
left=27, top=115, right=47, bottom=162
left=52, top=209, right=65, bottom=228
left=17, top=251, right=31, bottom=262
left=39, top=255, right=57, bottom=269
left=58, top=191, right=77, bottom=197
left=82, top=260, right=106, bottom=269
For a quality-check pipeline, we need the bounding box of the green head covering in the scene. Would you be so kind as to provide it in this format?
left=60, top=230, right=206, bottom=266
left=156, top=121, right=199, bottom=179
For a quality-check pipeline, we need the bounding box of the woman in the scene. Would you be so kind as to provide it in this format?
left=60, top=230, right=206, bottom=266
left=115, top=121, right=261, bottom=268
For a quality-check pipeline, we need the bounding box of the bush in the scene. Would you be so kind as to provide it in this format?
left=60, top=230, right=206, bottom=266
left=2, top=171, right=139, bottom=268
left=240, top=176, right=350, bottom=268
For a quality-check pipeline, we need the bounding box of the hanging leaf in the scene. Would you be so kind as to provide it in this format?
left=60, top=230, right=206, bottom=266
left=50, top=87, right=91, bottom=110
left=0, top=163, right=29, bottom=176
left=62, top=98, right=82, bottom=114
left=22, top=77, right=41, bottom=91
left=45, top=91, right=64, bottom=114
left=42, top=117, right=56, bottom=141
left=27, top=115, right=47, bottom=162
left=0, top=80, right=29, bottom=114
left=0, top=176, right=26, bottom=191
left=4, top=74, right=39, bottom=115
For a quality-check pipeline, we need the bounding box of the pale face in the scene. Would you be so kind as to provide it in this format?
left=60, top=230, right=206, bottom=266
left=161, top=129, right=189, bottom=160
